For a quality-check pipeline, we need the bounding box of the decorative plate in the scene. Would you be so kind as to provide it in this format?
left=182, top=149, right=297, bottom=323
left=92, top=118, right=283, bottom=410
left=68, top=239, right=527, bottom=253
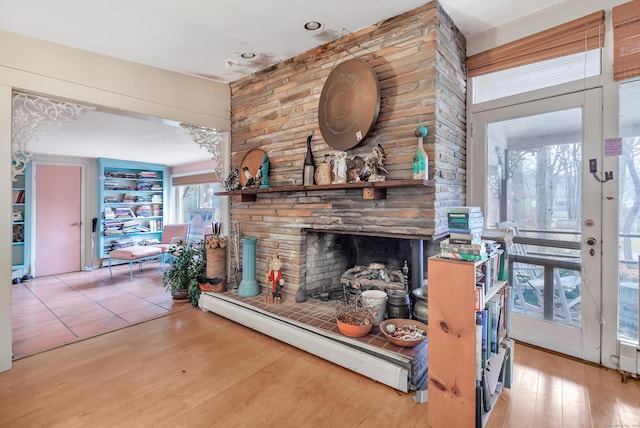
left=318, top=59, right=380, bottom=151
left=239, top=148, right=267, bottom=187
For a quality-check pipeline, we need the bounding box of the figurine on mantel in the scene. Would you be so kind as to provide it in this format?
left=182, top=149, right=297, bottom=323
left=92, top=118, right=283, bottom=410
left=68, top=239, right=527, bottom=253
left=346, top=144, right=388, bottom=183
left=242, top=166, right=255, bottom=189
left=347, top=156, right=365, bottom=183
left=259, top=153, right=270, bottom=188
left=223, top=168, right=241, bottom=191
left=314, top=154, right=334, bottom=185
left=332, top=151, right=348, bottom=184
left=361, top=144, right=388, bottom=182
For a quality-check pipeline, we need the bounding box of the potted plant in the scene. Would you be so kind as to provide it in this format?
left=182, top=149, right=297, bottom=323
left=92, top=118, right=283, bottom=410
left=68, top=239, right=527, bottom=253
left=335, top=295, right=373, bottom=337
left=162, top=240, right=206, bottom=307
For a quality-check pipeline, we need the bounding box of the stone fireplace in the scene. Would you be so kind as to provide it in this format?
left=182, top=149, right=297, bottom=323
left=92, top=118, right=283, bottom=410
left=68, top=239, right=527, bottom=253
left=203, top=1, right=465, bottom=398
left=225, top=1, right=467, bottom=302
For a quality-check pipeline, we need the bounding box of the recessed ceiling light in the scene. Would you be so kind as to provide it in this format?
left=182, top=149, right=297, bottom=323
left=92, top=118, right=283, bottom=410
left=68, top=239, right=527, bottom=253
left=240, top=52, right=256, bottom=59
left=304, top=21, right=322, bottom=31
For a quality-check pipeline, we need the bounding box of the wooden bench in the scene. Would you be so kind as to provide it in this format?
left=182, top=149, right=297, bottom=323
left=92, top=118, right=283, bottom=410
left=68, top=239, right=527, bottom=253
left=108, top=246, right=163, bottom=281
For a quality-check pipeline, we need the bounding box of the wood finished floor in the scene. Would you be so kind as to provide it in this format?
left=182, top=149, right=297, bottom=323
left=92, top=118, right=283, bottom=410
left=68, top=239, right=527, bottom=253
left=5, top=266, right=640, bottom=427
left=11, top=261, right=189, bottom=359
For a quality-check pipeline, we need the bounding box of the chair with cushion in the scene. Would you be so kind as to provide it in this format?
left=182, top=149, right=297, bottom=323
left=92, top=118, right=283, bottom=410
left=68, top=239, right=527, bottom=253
left=150, top=224, right=189, bottom=263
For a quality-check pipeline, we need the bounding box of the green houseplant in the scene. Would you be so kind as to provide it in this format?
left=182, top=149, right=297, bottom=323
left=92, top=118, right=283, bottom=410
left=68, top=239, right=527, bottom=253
left=162, top=240, right=206, bottom=307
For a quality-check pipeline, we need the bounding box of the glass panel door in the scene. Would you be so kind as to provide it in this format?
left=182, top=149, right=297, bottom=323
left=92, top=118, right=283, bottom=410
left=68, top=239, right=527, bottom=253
left=474, top=90, right=602, bottom=362
left=618, top=80, right=640, bottom=349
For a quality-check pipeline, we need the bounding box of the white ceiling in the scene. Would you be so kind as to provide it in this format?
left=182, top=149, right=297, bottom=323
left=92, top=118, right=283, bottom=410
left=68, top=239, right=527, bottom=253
left=1, top=0, right=572, bottom=166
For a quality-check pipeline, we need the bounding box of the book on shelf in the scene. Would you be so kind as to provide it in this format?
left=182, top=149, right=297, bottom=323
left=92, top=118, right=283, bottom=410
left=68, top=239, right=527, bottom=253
left=449, top=231, right=483, bottom=244
left=137, top=171, right=157, bottom=179
left=448, top=226, right=484, bottom=234
left=449, top=237, right=481, bottom=245
left=104, top=180, right=119, bottom=190
left=137, top=181, right=153, bottom=191
left=439, top=250, right=486, bottom=261
left=486, top=299, right=499, bottom=354
left=477, top=309, right=488, bottom=366
left=104, top=229, right=123, bottom=236
left=449, top=216, right=484, bottom=227
left=447, top=210, right=484, bottom=220
left=441, top=238, right=487, bottom=252
left=476, top=312, right=484, bottom=381
left=121, top=219, right=138, bottom=228
left=482, top=370, right=492, bottom=412
left=114, top=207, right=135, bottom=218
left=448, top=219, right=484, bottom=231
left=123, top=224, right=150, bottom=234
left=135, top=205, right=152, bottom=217
left=447, top=206, right=482, bottom=214
left=448, top=212, right=484, bottom=227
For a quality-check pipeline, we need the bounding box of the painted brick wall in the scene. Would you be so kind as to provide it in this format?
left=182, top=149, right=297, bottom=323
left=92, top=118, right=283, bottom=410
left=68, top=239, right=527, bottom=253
left=228, top=1, right=466, bottom=299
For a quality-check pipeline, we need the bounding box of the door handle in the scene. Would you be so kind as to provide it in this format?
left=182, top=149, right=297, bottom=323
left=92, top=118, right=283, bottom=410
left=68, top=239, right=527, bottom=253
left=586, top=237, right=596, bottom=246
left=70, top=221, right=82, bottom=227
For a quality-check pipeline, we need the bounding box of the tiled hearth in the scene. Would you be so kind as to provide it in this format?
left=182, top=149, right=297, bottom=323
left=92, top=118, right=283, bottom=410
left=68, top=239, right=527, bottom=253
left=219, top=291, right=425, bottom=358
left=199, top=289, right=428, bottom=398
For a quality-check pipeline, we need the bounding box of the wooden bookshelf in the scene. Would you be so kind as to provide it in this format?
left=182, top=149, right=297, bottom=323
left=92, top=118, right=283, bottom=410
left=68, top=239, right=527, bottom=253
left=427, top=254, right=512, bottom=428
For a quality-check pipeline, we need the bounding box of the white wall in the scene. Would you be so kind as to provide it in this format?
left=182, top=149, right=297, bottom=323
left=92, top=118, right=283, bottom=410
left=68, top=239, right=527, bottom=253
left=467, top=0, right=629, bottom=56
left=0, top=30, right=231, bottom=372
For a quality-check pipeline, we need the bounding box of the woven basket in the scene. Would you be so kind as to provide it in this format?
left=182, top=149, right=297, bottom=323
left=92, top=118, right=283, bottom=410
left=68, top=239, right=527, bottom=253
left=206, top=247, right=226, bottom=279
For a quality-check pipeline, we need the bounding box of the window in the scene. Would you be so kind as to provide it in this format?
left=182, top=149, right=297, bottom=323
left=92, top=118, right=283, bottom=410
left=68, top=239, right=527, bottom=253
left=172, top=182, right=221, bottom=225
left=473, top=49, right=601, bottom=104
left=468, top=10, right=604, bottom=104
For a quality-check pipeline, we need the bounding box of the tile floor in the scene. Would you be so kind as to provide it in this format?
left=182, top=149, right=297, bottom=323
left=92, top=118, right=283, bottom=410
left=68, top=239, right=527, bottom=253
left=11, top=261, right=189, bottom=360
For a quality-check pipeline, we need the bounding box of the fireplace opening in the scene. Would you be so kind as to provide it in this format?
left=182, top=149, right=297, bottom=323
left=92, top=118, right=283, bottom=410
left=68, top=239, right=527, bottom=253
left=303, top=232, right=428, bottom=302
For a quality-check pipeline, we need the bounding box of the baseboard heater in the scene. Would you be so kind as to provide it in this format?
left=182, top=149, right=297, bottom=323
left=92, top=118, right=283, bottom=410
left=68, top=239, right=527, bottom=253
left=619, top=340, right=640, bottom=380
left=199, top=292, right=423, bottom=396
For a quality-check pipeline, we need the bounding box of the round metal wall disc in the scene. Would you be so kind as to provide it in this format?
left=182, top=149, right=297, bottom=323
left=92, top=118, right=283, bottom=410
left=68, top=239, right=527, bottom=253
left=318, top=59, right=380, bottom=151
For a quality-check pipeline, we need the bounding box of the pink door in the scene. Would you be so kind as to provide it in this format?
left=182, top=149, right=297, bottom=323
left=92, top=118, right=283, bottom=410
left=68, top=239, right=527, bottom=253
left=35, top=165, right=82, bottom=276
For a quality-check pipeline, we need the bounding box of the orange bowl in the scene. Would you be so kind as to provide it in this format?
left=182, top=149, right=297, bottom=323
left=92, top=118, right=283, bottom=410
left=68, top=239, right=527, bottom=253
left=379, top=319, right=427, bottom=347
left=336, top=314, right=373, bottom=337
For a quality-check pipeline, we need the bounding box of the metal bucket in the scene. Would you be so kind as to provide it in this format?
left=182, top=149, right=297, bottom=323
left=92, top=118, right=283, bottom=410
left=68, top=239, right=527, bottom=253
left=386, top=289, right=411, bottom=319
left=412, top=286, right=428, bottom=324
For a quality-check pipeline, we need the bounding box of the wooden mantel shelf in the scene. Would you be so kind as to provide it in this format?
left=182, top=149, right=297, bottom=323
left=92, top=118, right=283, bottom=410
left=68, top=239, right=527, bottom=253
left=215, top=179, right=435, bottom=202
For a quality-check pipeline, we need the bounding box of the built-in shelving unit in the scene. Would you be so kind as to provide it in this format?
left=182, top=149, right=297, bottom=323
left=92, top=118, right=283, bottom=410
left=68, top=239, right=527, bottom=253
left=97, top=158, right=168, bottom=259
left=427, top=253, right=513, bottom=428
left=12, top=162, right=30, bottom=270
left=215, top=179, right=435, bottom=202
